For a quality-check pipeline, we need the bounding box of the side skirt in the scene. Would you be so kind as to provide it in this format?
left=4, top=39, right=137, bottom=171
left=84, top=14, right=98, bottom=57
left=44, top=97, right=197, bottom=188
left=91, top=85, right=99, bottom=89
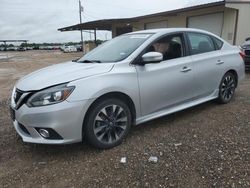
left=135, top=89, right=219, bottom=125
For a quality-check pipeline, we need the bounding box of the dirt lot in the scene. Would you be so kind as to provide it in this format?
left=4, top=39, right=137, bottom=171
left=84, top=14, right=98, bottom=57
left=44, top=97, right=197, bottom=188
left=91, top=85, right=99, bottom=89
left=0, top=51, right=249, bottom=188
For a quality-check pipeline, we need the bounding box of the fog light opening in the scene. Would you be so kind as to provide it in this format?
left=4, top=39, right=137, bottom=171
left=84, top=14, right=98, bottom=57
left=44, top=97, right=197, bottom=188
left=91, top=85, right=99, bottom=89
left=35, top=127, right=63, bottom=140
left=39, top=129, right=50, bottom=138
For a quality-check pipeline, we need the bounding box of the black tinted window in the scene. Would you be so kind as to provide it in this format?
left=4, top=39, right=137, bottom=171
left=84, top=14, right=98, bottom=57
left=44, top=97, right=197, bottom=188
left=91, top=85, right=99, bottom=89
left=212, top=37, right=224, bottom=50
left=146, top=34, right=184, bottom=61
left=187, top=32, right=216, bottom=55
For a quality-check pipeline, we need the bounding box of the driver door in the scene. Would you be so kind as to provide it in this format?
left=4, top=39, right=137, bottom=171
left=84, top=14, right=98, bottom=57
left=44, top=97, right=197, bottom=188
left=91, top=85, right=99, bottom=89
left=136, top=33, right=195, bottom=116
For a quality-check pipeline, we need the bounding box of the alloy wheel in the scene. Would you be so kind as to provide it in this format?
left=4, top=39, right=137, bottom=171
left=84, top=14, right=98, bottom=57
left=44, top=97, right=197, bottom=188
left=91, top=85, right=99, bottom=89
left=221, top=74, right=236, bottom=101
left=93, top=104, right=128, bottom=144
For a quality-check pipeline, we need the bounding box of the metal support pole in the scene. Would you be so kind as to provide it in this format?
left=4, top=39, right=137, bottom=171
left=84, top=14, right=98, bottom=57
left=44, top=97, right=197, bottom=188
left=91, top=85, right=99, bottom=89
left=4, top=41, right=6, bottom=51
left=79, top=0, right=84, bottom=52
left=94, top=29, right=97, bottom=46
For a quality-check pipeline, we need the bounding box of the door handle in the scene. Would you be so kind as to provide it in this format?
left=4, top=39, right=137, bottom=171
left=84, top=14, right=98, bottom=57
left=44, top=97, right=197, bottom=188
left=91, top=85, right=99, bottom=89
left=216, top=60, right=224, bottom=65
left=181, top=66, right=192, bottom=73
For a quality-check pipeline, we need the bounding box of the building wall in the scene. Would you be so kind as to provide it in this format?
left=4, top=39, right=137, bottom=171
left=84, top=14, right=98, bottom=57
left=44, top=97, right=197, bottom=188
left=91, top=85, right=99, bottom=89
left=226, top=3, right=250, bottom=45
left=111, top=23, right=132, bottom=38
left=132, top=6, right=226, bottom=29
left=112, top=5, right=239, bottom=45
left=221, top=8, right=237, bottom=44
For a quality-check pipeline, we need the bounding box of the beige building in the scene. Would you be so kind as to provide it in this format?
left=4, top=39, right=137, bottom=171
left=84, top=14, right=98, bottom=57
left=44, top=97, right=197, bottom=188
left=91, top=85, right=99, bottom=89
left=59, top=0, right=250, bottom=45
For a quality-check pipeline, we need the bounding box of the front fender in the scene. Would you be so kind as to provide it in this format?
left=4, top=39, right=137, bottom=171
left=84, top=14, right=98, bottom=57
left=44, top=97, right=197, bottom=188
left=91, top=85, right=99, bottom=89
left=66, top=66, right=141, bottom=117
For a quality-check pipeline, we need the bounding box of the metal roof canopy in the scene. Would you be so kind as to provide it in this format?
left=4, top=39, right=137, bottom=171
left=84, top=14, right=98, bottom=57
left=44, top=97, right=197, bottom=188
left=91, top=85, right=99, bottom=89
left=58, top=18, right=137, bottom=31
left=0, top=40, right=28, bottom=43
left=58, top=1, right=225, bottom=32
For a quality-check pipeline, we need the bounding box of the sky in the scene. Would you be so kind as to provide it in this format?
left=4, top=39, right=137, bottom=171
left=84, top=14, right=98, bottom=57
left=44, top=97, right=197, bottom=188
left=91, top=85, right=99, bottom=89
left=0, top=0, right=222, bottom=43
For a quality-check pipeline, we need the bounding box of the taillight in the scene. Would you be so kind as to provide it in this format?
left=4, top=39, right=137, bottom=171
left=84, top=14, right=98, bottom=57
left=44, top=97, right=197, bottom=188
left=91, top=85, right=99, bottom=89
left=239, top=51, right=245, bottom=60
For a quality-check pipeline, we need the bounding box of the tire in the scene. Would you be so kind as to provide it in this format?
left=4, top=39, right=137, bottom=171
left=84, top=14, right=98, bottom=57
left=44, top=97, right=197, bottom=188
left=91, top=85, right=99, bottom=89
left=84, top=98, right=132, bottom=149
left=217, top=72, right=237, bottom=104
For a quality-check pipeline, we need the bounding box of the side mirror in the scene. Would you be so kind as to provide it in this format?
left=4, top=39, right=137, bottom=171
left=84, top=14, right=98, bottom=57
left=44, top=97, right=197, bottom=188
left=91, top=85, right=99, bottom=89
left=141, top=52, right=163, bottom=64
left=245, top=37, right=250, bottom=41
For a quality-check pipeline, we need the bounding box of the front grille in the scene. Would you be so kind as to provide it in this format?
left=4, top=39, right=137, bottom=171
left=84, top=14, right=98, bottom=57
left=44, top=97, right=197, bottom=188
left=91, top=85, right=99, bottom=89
left=19, top=123, right=30, bottom=135
left=14, top=89, right=23, bottom=104
left=245, top=50, right=250, bottom=56
left=13, top=89, right=31, bottom=109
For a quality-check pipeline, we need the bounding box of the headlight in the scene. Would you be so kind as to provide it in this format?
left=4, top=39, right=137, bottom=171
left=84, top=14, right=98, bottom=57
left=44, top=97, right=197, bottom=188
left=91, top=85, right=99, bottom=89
left=26, top=84, right=75, bottom=107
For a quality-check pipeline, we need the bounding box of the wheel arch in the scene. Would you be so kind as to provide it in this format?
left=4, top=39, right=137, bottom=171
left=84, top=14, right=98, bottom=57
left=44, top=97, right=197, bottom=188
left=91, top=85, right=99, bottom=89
left=226, top=69, right=238, bottom=87
left=82, top=91, right=137, bottom=136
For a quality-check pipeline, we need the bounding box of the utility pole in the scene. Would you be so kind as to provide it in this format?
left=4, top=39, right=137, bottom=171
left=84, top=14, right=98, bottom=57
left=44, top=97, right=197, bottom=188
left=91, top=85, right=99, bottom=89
left=79, top=0, right=84, bottom=52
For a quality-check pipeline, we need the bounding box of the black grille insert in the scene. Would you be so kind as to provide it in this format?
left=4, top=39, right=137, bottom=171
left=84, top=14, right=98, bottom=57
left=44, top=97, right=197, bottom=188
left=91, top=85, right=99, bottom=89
left=245, top=50, right=250, bottom=56
left=14, top=89, right=23, bottom=104
left=14, top=89, right=32, bottom=110
left=19, top=123, right=30, bottom=135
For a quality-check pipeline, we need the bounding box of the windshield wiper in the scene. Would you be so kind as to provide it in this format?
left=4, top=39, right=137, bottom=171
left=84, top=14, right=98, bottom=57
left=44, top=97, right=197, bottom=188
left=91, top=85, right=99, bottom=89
left=77, top=60, right=101, bottom=63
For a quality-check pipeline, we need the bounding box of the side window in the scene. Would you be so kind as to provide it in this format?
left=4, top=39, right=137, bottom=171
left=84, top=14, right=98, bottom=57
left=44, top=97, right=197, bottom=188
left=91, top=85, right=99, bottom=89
left=187, top=32, right=216, bottom=55
left=212, top=36, right=224, bottom=50
left=146, top=34, right=185, bottom=61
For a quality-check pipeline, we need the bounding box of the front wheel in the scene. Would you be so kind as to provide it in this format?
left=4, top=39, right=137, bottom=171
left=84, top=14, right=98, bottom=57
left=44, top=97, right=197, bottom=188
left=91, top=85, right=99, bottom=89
left=217, top=72, right=237, bottom=104
left=84, top=98, right=132, bottom=149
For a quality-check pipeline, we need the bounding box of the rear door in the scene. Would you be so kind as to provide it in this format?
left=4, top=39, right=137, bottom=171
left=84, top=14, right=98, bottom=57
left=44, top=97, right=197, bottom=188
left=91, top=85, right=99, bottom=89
left=186, top=32, right=225, bottom=98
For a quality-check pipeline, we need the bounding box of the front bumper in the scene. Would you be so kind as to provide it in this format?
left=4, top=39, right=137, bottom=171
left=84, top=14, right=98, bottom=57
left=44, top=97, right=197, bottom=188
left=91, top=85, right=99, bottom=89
left=11, top=99, right=94, bottom=144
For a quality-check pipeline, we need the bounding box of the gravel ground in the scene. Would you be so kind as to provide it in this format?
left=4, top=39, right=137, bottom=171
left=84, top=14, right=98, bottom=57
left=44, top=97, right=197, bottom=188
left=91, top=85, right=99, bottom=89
left=0, top=51, right=249, bottom=188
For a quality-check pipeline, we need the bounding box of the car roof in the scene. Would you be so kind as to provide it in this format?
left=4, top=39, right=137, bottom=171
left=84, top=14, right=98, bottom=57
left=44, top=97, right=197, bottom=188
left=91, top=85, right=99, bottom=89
left=242, top=40, right=250, bottom=45
left=129, top=28, right=216, bottom=36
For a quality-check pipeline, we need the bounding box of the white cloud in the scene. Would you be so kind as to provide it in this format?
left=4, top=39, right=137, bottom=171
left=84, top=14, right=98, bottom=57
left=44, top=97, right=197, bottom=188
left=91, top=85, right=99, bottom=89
left=0, top=0, right=222, bottom=43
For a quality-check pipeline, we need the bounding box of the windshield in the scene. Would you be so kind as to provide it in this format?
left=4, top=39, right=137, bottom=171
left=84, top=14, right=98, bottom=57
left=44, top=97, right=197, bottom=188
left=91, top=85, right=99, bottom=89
left=78, top=34, right=152, bottom=63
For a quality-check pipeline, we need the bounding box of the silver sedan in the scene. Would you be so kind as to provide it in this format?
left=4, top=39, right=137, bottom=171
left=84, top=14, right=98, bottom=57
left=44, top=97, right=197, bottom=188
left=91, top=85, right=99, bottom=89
left=10, top=28, right=245, bottom=149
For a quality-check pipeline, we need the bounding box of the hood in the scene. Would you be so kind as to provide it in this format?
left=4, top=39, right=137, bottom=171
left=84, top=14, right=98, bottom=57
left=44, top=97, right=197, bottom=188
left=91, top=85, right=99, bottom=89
left=16, top=61, right=114, bottom=91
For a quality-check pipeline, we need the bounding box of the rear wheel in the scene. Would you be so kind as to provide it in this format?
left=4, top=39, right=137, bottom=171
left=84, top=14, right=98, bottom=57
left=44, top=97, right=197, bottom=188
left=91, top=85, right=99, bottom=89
left=84, top=98, right=132, bottom=149
left=217, top=72, right=237, bottom=104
